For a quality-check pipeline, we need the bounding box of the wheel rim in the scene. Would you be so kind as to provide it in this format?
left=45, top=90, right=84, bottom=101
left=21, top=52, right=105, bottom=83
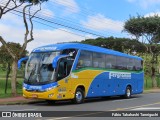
left=76, top=91, right=82, bottom=102
left=127, top=88, right=131, bottom=97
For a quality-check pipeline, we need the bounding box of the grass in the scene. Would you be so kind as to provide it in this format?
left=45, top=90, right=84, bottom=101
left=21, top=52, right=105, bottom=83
left=144, top=75, right=160, bottom=90
left=0, top=78, right=23, bottom=98
left=144, top=76, right=153, bottom=90
left=0, top=64, right=24, bottom=98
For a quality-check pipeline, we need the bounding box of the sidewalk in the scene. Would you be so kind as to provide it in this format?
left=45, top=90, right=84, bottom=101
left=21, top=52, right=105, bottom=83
left=143, top=88, right=160, bottom=93
left=0, top=96, right=42, bottom=105
left=0, top=89, right=160, bottom=105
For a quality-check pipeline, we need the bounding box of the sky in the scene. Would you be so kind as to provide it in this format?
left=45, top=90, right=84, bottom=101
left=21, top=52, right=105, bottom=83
left=0, top=0, right=160, bottom=52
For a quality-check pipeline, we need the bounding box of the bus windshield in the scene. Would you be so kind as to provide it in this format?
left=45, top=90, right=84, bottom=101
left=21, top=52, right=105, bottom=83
left=24, top=51, right=60, bottom=84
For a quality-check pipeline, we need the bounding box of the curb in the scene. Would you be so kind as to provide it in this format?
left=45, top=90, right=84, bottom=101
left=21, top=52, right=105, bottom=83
left=0, top=99, right=45, bottom=105
left=143, top=89, right=160, bottom=94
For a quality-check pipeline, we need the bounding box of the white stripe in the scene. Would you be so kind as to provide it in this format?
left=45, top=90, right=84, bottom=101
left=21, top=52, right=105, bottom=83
left=132, top=107, right=160, bottom=110
left=47, top=117, right=71, bottom=120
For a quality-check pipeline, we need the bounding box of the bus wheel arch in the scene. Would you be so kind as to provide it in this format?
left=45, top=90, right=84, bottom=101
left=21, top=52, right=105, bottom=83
left=124, top=85, right=132, bottom=99
left=73, top=85, right=85, bottom=104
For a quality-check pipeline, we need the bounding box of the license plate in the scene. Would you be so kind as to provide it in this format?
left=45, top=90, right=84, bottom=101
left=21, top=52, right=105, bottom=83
left=32, top=94, right=38, bottom=98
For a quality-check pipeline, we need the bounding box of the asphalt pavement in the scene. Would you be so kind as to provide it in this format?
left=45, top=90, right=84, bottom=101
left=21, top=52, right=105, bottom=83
left=0, top=93, right=160, bottom=120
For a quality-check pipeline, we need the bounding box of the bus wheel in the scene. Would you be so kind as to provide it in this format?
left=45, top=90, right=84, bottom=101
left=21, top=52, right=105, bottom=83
left=73, top=88, right=84, bottom=104
left=125, top=86, right=131, bottom=99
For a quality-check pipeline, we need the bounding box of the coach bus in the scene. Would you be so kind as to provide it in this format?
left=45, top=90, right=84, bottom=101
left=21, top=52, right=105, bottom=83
left=18, top=43, right=144, bottom=104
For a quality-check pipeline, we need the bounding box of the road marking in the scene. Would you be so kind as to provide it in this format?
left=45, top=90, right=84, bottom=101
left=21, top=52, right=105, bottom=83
left=11, top=108, right=37, bottom=111
left=46, top=111, right=109, bottom=120
left=111, top=98, right=138, bottom=102
left=47, top=117, right=71, bottom=120
left=46, top=101, right=160, bottom=120
left=132, top=107, right=160, bottom=110
left=110, top=101, right=160, bottom=111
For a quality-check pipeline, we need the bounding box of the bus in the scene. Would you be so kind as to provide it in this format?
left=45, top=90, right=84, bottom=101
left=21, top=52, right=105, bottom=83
left=18, top=43, right=144, bottom=104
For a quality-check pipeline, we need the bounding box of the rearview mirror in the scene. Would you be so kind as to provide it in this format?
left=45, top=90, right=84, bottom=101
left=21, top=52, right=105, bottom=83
left=52, top=54, right=69, bottom=69
left=18, top=57, right=29, bottom=69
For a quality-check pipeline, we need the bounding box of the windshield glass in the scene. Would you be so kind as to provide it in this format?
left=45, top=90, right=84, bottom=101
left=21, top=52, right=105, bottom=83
left=25, top=52, right=60, bottom=84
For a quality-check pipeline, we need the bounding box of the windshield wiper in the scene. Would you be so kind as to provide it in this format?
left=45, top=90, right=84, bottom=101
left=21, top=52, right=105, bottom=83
left=36, top=61, right=44, bottom=82
left=27, top=64, right=36, bottom=83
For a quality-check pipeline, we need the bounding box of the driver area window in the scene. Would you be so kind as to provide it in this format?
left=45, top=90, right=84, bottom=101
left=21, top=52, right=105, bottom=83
left=57, top=58, right=74, bottom=81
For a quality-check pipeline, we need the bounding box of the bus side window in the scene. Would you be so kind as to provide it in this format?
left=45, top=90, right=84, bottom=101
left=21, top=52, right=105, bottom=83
left=116, top=56, right=127, bottom=70
left=93, top=52, right=105, bottom=68
left=93, top=61, right=98, bottom=68
left=127, top=58, right=135, bottom=70
left=99, top=62, right=105, bottom=68
left=76, top=50, right=92, bottom=69
left=77, top=60, right=84, bottom=69
left=106, top=55, right=116, bottom=69
left=106, top=63, right=112, bottom=69
left=84, top=60, right=91, bottom=67
left=134, top=59, right=142, bottom=71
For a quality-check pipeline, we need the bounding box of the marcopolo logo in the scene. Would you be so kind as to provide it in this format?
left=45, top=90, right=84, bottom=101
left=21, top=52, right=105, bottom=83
left=109, top=72, right=131, bottom=79
left=29, top=86, right=42, bottom=89
left=33, top=47, right=57, bottom=52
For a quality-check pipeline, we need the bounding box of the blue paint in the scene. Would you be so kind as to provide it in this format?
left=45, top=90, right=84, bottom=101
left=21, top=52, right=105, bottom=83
left=18, top=57, right=28, bottom=69
left=72, top=50, right=81, bottom=70
left=86, top=72, right=144, bottom=98
left=23, top=82, right=58, bottom=92
left=31, top=43, right=142, bottom=60
left=52, top=54, right=69, bottom=69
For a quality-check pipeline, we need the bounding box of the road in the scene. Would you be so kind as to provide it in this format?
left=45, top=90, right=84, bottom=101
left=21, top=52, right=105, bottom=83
left=1, top=93, right=160, bottom=120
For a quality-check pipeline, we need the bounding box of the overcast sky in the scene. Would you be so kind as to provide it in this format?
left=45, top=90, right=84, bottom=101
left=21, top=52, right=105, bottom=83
left=0, top=0, right=160, bottom=52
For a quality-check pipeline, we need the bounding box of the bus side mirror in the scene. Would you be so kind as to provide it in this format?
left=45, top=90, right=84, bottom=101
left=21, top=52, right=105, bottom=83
left=52, top=54, right=69, bottom=69
left=18, top=57, right=29, bottom=69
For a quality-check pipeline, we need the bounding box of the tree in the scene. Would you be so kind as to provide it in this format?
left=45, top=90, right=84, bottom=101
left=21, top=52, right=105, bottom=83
left=81, top=37, right=145, bottom=54
left=0, top=42, right=28, bottom=93
left=0, top=0, right=47, bottom=96
left=124, top=15, right=160, bottom=88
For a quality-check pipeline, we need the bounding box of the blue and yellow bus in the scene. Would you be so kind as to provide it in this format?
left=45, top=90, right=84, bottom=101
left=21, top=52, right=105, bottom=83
left=18, top=43, right=144, bottom=104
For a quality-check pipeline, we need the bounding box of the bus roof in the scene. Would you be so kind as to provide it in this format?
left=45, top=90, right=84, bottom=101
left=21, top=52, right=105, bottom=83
left=32, top=43, right=142, bottom=60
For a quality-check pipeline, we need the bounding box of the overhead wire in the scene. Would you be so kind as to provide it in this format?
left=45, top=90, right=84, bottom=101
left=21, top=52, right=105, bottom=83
left=0, top=2, right=94, bottom=39
left=0, top=0, right=110, bottom=38
left=9, top=10, right=88, bottom=39
left=51, top=0, right=114, bottom=28
left=0, top=0, right=109, bottom=37
left=0, top=0, right=109, bottom=36
left=47, top=1, right=110, bottom=34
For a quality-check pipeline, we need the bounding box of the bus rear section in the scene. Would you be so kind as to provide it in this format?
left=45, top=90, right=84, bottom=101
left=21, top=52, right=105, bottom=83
left=72, top=50, right=143, bottom=100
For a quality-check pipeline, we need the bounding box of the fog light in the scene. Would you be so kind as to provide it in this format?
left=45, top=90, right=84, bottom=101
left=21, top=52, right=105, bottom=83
left=48, top=93, right=54, bottom=98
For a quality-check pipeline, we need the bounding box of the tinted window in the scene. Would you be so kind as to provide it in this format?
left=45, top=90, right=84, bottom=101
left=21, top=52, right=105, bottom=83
left=57, top=58, right=74, bottom=80
left=116, top=56, right=128, bottom=70
left=76, top=50, right=92, bottom=69
left=127, top=58, right=135, bottom=70
left=134, top=59, right=143, bottom=70
left=93, top=52, right=105, bottom=68
left=106, top=55, right=116, bottom=69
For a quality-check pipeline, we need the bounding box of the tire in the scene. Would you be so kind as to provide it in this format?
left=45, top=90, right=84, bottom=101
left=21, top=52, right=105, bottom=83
left=124, top=86, right=131, bottom=99
left=73, top=88, right=84, bottom=104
